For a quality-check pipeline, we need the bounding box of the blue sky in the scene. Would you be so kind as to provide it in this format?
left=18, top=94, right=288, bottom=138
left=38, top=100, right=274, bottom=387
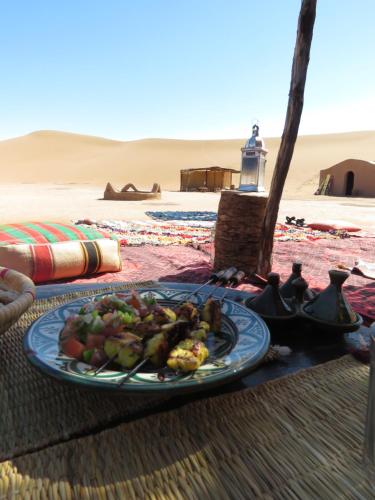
left=0, top=0, right=374, bottom=140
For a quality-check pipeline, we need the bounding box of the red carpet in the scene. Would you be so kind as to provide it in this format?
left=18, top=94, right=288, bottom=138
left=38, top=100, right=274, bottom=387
left=57, top=238, right=375, bottom=323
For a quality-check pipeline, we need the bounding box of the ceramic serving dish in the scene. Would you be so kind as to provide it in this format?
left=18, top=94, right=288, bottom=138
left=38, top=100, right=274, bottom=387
left=24, top=287, right=270, bottom=395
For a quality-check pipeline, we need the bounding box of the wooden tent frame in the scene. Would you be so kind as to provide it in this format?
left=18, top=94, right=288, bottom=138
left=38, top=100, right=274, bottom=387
left=257, top=0, right=317, bottom=276
left=180, top=166, right=240, bottom=192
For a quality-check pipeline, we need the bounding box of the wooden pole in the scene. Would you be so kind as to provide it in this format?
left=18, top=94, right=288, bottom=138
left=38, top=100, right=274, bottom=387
left=257, top=0, right=317, bottom=276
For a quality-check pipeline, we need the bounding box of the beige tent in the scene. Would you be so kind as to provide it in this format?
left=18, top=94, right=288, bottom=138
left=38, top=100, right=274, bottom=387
left=318, top=159, right=375, bottom=197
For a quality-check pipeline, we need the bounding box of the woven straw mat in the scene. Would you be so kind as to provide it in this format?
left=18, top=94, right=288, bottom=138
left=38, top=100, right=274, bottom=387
left=1, top=356, right=374, bottom=499
left=0, top=281, right=176, bottom=461
left=0, top=281, right=277, bottom=462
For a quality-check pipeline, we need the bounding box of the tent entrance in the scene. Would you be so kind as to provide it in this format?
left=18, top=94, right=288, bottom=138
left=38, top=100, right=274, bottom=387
left=345, top=171, right=354, bottom=196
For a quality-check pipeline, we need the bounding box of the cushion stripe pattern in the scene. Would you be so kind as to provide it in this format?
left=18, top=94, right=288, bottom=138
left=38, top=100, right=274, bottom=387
left=0, top=222, right=113, bottom=246
left=0, top=239, right=121, bottom=283
left=7, top=224, right=49, bottom=243
left=30, top=244, right=54, bottom=282
left=80, top=241, right=101, bottom=275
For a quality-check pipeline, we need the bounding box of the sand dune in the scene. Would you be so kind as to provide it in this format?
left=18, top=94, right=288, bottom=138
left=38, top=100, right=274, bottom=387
left=1, top=130, right=374, bottom=198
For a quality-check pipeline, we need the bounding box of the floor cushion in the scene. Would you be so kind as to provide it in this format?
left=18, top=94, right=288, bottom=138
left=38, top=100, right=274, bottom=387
left=0, top=222, right=115, bottom=246
left=307, top=221, right=361, bottom=232
left=0, top=239, right=121, bottom=283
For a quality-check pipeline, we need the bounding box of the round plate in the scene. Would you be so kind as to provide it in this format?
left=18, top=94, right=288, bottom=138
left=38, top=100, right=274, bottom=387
left=24, top=288, right=270, bottom=394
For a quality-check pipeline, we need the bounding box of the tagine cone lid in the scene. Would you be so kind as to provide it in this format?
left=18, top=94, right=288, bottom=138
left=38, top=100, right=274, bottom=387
left=292, top=277, right=309, bottom=311
left=280, top=262, right=302, bottom=299
left=303, top=269, right=357, bottom=324
left=249, top=272, right=294, bottom=317
left=280, top=262, right=315, bottom=301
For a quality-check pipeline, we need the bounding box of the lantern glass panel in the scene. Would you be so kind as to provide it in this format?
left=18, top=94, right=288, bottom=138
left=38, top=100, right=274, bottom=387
left=241, top=156, right=259, bottom=186
left=257, top=158, right=266, bottom=189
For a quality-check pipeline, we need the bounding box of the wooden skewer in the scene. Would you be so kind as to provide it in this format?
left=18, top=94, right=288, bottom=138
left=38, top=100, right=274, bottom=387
left=115, top=273, right=245, bottom=386
left=88, top=271, right=239, bottom=380
left=116, top=319, right=191, bottom=386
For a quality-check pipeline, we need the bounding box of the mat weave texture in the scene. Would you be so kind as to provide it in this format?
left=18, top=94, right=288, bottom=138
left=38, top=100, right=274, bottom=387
left=0, top=281, right=276, bottom=462
left=1, top=356, right=373, bottom=499
left=0, top=281, right=171, bottom=461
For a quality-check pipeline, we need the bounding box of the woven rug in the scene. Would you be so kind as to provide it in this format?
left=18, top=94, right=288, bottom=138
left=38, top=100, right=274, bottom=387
left=146, top=211, right=217, bottom=222
left=56, top=239, right=375, bottom=323
left=0, top=281, right=175, bottom=461
left=1, top=356, right=373, bottom=498
left=74, top=219, right=214, bottom=246
left=73, top=219, right=360, bottom=248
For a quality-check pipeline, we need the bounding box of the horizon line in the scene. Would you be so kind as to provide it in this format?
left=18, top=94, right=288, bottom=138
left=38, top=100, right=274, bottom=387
left=1, top=128, right=375, bottom=143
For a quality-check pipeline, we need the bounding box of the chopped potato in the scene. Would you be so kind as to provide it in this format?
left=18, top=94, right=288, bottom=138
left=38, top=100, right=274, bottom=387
left=144, top=333, right=169, bottom=366
left=167, top=339, right=209, bottom=372
left=104, top=333, right=143, bottom=369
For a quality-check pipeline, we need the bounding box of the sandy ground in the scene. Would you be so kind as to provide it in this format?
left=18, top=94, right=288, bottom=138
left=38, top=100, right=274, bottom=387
left=0, top=129, right=374, bottom=198
left=0, top=129, right=374, bottom=231
left=0, top=184, right=374, bottom=232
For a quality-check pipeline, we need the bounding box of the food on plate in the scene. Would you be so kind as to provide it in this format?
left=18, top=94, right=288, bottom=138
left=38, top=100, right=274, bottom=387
left=167, top=339, right=209, bottom=372
left=201, top=298, right=222, bottom=333
left=60, top=291, right=221, bottom=373
left=104, top=333, right=143, bottom=368
left=144, top=332, right=169, bottom=366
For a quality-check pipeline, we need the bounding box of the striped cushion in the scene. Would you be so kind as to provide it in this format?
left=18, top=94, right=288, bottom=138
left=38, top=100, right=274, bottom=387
left=0, top=222, right=114, bottom=246
left=0, top=239, right=122, bottom=283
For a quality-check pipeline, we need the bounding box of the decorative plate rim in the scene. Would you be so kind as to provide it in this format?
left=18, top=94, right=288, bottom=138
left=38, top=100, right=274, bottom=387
left=24, top=288, right=270, bottom=394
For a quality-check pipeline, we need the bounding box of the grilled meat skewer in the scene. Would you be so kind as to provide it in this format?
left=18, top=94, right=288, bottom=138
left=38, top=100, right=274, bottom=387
left=68, top=280, right=228, bottom=380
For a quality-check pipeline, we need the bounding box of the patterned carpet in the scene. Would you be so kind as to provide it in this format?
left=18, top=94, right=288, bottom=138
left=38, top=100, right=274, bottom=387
left=55, top=237, right=375, bottom=323
left=73, top=219, right=361, bottom=246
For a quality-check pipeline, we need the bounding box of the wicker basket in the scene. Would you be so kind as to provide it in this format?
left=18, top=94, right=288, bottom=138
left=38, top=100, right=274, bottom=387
left=0, top=267, right=35, bottom=335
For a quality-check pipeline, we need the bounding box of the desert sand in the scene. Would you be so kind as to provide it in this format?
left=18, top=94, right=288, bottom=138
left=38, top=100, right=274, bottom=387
left=0, top=185, right=374, bottom=232
left=0, top=130, right=374, bottom=231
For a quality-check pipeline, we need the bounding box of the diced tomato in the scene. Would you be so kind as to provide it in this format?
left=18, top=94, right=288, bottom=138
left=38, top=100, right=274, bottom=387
left=65, top=315, right=79, bottom=326
left=127, top=292, right=142, bottom=310
left=60, top=314, right=82, bottom=339
left=61, top=337, right=85, bottom=360
left=60, top=325, right=73, bottom=342
left=102, top=325, right=123, bottom=337
left=86, top=334, right=105, bottom=350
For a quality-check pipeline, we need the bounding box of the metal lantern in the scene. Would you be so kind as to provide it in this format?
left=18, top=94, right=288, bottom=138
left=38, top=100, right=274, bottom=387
left=239, top=124, right=268, bottom=192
